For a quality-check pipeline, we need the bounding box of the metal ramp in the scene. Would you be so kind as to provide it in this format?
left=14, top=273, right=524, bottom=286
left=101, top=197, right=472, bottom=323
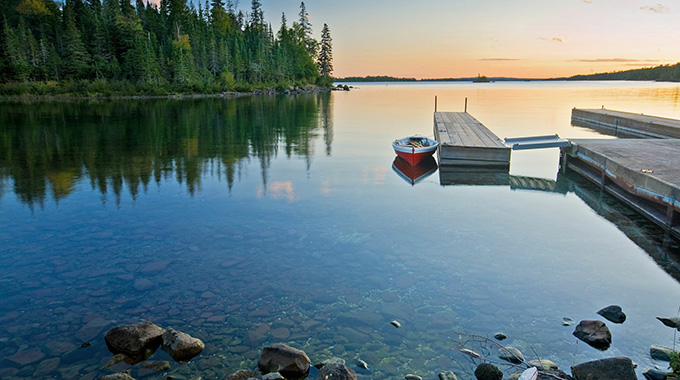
left=504, top=134, right=571, bottom=150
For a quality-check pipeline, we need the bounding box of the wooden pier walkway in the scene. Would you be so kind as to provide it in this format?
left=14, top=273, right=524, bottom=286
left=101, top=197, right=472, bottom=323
left=433, top=112, right=510, bottom=167
left=572, top=108, right=680, bottom=138
left=561, top=139, right=680, bottom=237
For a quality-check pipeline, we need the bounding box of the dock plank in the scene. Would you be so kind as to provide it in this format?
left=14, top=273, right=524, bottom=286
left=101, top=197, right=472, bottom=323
left=434, top=112, right=510, bottom=167
left=562, top=138, right=680, bottom=235
left=572, top=108, right=680, bottom=138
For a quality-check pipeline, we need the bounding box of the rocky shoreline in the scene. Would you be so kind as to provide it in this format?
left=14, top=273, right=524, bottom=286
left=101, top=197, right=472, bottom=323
left=96, top=304, right=680, bottom=380
left=0, top=84, right=347, bottom=103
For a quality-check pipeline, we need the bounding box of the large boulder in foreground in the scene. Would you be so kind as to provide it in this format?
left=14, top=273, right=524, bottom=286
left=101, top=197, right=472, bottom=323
left=572, top=320, right=611, bottom=350
left=258, top=343, right=310, bottom=380
left=571, top=357, right=636, bottom=380
left=104, top=321, right=164, bottom=362
left=161, top=328, right=204, bottom=362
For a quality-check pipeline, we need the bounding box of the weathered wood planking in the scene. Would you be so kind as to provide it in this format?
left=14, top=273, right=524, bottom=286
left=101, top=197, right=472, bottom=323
left=562, top=138, right=680, bottom=237
left=434, top=112, right=510, bottom=167
left=572, top=108, right=680, bottom=139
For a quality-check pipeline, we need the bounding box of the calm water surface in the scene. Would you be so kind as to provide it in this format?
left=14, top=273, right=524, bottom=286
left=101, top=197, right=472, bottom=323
left=2, top=81, right=680, bottom=379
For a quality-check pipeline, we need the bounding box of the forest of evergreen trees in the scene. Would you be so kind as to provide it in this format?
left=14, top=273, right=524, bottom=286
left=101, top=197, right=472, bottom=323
left=0, top=0, right=334, bottom=96
left=568, top=62, right=680, bottom=82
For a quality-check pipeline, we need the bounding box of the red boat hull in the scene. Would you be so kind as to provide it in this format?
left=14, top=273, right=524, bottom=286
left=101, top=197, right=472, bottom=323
left=394, top=149, right=435, bottom=166
left=392, top=136, right=439, bottom=166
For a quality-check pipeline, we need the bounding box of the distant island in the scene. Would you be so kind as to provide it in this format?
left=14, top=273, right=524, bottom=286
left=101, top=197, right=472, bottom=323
left=472, top=74, right=491, bottom=83
left=336, top=62, right=680, bottom=83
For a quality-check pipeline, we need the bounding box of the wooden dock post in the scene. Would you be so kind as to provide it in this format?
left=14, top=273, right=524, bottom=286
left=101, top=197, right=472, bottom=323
left=464, top=97, right=468, bottom=113
left=434, top=96, right=437, bottom=112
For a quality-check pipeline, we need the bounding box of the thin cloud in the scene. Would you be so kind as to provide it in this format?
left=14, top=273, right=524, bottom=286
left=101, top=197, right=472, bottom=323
left=583, top=0, right=592, bottom=3
left=573, top=58, right=660, bottom=63
left=539, top=37, right=565, bottom=43
left=641, top=4, right=670, bottom=13
left=479, top=58, right=523, bottom=61
left=488, top=37, right=498, bottom=41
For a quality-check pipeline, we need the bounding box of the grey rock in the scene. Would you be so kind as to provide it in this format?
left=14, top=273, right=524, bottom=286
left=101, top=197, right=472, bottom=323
left=493, top=332, right=507, bottom=341
left=317, top=363, right=356, bottom=380
left=571, top=357, right=636, bottom=380
left=650, top=345, right=676, bottom=361
left=226, top=369, right=260, bottom=380
left=102, top=373, right=136, bottom=380
left=258, top=343, right=310, bottom=380
left=474, top=363, right=502, bottom=380
left=597, top=305, right=626, bottom=324
left=657, top=317, right=680, bottom=330
left=498, top=346, right=524, bottom=364
left=642, top=368, right=667, bottom=380
left=438, top=371, right=458, bottom=380
left=528, top=359, right=558, bottom=371
left=161, top=328, right=204, bottom=362
left=405, top=375, right=422, bottom=380
left=572, top=320, right=611, bottom=350
left=263, top=372, right=285, bottom=380
left=104, top=321, right=164, bottom=362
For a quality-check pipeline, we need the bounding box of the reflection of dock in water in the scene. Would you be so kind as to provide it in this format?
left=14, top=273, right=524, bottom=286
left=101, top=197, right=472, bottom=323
left=439, top=168, right=567, bottom=194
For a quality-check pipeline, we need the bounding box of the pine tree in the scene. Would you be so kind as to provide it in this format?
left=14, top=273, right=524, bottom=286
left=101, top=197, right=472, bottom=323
left=317, top=23, right=332, bottom=83
left=61, top=4, right=92, bottom=79
left=297, top=2, right=316, bottom=57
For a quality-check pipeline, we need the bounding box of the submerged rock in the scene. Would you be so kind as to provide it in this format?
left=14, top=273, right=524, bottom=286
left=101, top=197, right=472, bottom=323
left=572, top=320, right=611, bottom=350
left=458, top=348, right=483, bottom=359
left=597, top=305, right=626, bottom=324
left=656, top=317, right=680, bottom=330
left=104, top=321, right=164, bottom=363
left=161, top=328, right=204, bottom=362
left=138, top=360, right=170, bottom=376
left=642, top=367, right=668, bottom=380
left=493, top=332, right=507, bottom=341
left=498, top=347, right=524, bottom=364
left=571, top=357, right=636, bottom=380
left=405, top=375, right=422, bottom=380
left=650, top=345, right=676, bottom=361
left=438, top=371, right=458, bottom=380
left=474, top=363, right=502, bottom=380
left=527, top=359, right=558, bottom=371
left=226, top=369, right=260, bottom=380
left=258, top=343, right=310, bottom=380
left=391, top=320, right=401, bottom=328
left=102, top=372, right=136, bottom=380
left=318, top=362, right=356, bottom=380
left=7, top=348, right=45, bottom=366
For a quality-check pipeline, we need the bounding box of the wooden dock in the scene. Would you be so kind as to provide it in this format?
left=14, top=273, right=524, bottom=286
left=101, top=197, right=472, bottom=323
left=433, top=112, right=510, bottom=167
left=561, top=139, right=680, bottom=237
left=572, top=108, right=680, bottom=138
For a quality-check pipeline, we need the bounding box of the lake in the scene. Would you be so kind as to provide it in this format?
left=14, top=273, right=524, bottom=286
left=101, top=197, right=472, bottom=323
left=2, top=81, right=680, bottom=380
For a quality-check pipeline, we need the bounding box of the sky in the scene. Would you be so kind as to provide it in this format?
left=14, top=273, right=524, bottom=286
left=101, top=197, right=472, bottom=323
left=251, top=0, right=679, bottom=79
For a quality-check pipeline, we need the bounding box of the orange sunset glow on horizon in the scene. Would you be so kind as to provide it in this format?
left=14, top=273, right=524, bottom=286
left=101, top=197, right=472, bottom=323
left=247, top=0, right=679, bottom=79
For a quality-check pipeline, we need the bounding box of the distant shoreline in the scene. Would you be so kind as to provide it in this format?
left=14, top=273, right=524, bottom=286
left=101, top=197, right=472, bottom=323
left=335, top=62, right=680, bottom=83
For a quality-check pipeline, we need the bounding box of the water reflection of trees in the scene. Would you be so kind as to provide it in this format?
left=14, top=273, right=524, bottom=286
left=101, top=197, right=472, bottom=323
left=0, top=93, right=333, bottom=207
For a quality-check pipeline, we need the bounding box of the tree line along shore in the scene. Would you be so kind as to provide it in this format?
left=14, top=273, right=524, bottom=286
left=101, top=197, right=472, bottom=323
left=0, top=0, right=334, bottom=97
left=335, top=62, right=680, bottom=83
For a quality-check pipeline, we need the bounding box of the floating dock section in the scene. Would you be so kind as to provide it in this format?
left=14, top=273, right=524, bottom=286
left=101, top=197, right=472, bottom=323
left=561, top=139, right=680, bottom=237
left=572, top=108, right=680, bottom=139
left=433, top=112, right=510, bottom=168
